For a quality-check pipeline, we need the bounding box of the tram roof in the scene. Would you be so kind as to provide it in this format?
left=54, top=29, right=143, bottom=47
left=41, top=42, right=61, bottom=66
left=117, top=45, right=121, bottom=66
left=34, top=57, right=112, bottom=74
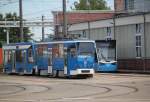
left=3, top=42, right=32, bottom=50
left=36, top=40, right=95, bottom=45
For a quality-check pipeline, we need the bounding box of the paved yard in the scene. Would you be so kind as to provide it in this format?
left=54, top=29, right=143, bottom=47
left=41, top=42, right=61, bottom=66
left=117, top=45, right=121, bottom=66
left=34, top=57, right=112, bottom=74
left=0, top=73, right=150, bottom=102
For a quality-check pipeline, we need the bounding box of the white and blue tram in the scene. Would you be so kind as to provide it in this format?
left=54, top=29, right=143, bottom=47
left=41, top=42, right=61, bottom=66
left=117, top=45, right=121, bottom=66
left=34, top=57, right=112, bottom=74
left=35, top=40, right=96, bottom=77
left=3, top=40, right=96, bottom=77
left=3, top=42, right=35, bottom=74
left=95, top=40, right=117, bottom=72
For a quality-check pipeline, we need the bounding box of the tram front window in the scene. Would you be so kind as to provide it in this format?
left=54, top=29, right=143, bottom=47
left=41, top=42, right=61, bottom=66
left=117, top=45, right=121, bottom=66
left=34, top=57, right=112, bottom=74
left=78, top=42, right=94, bottom=56
left=97, top=43, right=116, bottom=62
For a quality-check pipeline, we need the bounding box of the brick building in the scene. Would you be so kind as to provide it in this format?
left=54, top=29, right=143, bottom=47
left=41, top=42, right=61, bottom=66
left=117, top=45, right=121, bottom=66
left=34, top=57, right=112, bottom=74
left=52, top=11, right=114, bottom=38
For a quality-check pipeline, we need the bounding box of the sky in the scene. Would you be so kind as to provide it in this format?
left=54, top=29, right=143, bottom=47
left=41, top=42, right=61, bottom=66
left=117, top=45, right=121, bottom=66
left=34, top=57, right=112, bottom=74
left=0, top=0, right=114, bottom=41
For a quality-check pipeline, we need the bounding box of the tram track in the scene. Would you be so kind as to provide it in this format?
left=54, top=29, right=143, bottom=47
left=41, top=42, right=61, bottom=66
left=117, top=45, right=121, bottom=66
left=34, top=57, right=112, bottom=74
left=46, top=82, right=139, bottom=101
left=67, top=83, right=138, bottom=99
left=0, top=82, right=51, bottom=99
left=94, top=84, right=138, bottom=99
left=0, top=81, right=139, bottom=102
left=0, top=85, right=25, bottom=96
left=0, top=76, right=141, bottom=102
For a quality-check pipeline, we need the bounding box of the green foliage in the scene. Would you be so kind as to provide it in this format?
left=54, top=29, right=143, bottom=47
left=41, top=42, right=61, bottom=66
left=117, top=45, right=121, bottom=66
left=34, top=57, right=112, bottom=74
left=73, top=0, right=110, bottom=10
left=0, top=13, right=33, bottom=43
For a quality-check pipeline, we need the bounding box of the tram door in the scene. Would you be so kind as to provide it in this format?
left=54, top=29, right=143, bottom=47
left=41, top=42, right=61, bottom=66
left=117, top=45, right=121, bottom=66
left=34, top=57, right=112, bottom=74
left=11, top=50, right=16, bottom=73
left=67, top=44, right=77, bottom=74
left=15, top=50, right=26, bottom=73
left=23, top=50, right=27, bottom=73
left=52, top=43, right=65, bottom=76
left=48, top=48, right=52, bottom=74
left=4, top=50, right=15, bottom=73
left=64, top=47, right=67, bottom=75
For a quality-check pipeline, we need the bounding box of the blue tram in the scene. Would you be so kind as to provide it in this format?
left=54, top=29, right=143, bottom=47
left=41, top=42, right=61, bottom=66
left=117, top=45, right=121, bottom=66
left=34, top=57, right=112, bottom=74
left=35, top=40, right=96, bottom=77
left=3, top=43, right=35, bottom=74
left=3, top=39, right=96, bottom=77
left=95, top=40, right=117, bottom=72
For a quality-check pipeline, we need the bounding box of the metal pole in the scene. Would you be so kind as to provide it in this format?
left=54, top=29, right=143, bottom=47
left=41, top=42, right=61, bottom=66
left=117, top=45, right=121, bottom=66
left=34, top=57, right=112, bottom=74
left=87, top=0, right=90, bottom=39
left=63, top=0, right=67, bottom=38
left=143, top=13, right=146, bottom=72
left=19, top=0, right=24, bottom=42
left=42, top=15, right=45, bottom=41
left=88, top=21, right=90, bottom=39
left=6, top=29, right=9, bottom=44
left=113, top=16, right=116, bottom=39
left=113, top=0, right=116, bottom=40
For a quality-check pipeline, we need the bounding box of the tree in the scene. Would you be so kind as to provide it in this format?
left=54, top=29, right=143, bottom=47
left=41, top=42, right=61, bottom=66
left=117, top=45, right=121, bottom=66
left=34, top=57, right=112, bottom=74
left=73, top=0, right=110, bottom=10
left=0, top=13, right=33, bottom=44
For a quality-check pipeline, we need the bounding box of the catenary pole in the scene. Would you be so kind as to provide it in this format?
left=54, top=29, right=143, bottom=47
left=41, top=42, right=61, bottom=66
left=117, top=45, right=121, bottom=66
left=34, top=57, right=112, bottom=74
left=19, top=0, right=24, bottom=42
left=63, top=0, right=67, bottom=38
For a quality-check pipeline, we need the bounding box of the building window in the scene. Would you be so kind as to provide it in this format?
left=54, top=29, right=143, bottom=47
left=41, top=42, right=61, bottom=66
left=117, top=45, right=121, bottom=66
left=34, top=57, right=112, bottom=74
left=136, top=35, right=142, bottom=58
left=136, top=24, right=142, bottom=33
left=105, top=27, right=112, bottom=40
left=127, top=0, right=134, bottom=10
left=135, top=24, right=142, bottom=58
left=83, top=30, right=86, bottom=37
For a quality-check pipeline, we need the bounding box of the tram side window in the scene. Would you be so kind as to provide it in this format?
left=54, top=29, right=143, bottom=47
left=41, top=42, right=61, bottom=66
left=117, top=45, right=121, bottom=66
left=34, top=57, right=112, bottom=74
left=38, top=47, right=43, bottom=56
left=52, top=44, right=64, bottom=58
left=4, top=51, right=11, bottom=63
left=28, top=48, right=34, bottom=63
left=37, top=46, right=48, bottom=57
left=68, top=45, right=76, bottom=57
left=43, top=47, right=48, bottom=57
left=16, top=50, right=24, bottom=62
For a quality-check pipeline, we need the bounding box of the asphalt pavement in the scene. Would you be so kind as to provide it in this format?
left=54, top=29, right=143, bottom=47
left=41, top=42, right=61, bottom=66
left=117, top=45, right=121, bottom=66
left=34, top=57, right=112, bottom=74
left=0, top=73, right=150, bottom=102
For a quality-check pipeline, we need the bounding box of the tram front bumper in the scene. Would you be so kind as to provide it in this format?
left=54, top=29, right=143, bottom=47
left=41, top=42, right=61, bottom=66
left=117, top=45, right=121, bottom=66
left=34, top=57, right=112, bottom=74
left=70, top=69, right=94, bottom=75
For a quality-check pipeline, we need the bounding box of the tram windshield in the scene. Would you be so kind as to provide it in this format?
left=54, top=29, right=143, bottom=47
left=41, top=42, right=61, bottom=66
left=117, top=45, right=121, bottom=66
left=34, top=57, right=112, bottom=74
left=78, top=42, right=95, bottom=56
left=96, top=41, right=116, bottom=62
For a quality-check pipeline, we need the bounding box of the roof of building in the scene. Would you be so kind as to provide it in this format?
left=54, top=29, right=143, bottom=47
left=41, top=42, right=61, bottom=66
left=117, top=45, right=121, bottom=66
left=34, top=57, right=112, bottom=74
left=52, top=10, right=115, bottom=24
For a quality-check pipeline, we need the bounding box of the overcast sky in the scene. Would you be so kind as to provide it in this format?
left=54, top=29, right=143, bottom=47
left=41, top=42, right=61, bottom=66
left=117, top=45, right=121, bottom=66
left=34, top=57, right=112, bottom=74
left=0, top=0, right=114, bottom=41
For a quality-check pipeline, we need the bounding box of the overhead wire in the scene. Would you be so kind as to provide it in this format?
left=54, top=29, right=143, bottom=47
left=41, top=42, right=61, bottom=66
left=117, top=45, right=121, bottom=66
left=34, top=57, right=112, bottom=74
left=0, top=0, right=18, bottom=8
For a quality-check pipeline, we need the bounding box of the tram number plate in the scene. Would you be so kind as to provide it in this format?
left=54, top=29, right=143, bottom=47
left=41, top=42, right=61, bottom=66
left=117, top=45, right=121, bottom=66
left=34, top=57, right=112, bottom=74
left=81, top=70, right=90, bottom=73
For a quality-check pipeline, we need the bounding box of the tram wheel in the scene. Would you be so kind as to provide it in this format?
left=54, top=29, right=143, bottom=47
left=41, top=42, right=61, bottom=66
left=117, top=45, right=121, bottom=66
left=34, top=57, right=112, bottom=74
left=37, top=69, right=41, bottom=76
left=52, top=70, right=59, bottom=78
